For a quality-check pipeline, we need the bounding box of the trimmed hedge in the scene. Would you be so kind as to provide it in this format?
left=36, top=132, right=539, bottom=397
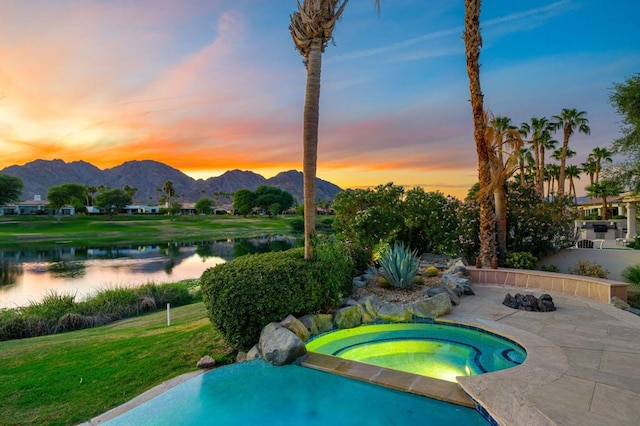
left=201, top=243, right=356, bottom=351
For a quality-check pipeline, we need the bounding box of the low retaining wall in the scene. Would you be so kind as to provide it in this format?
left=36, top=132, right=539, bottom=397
left=467, top=267, right=628, bottom=303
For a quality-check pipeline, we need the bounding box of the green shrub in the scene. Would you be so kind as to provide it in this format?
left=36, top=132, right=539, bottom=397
left=504, top=251, right=538, bottom=270
left=539, top=264, right=560, bottom=273
left=290, top=218, right=304, bottom=232
left=379, top=242, right=419, bottom=289
left=568, top=260, right=608, bottom=279
left=201, top=244, right=354, bottom=350
left=621, top=264, right=640, bottom=289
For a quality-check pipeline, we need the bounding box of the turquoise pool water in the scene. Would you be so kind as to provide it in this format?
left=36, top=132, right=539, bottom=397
left=305, top=322, right=526, bottom=382
left=105, top=360, right=487, bottom=425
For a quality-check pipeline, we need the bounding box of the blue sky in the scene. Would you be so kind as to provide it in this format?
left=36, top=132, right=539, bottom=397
left=0, top=0, right=638, bottom=198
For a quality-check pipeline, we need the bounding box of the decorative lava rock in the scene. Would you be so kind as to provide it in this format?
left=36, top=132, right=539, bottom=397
left=503, top=293, right=556, bottom=312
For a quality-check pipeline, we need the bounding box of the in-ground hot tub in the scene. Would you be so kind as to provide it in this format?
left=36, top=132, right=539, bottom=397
left=305, top=321, right=526, bottom=382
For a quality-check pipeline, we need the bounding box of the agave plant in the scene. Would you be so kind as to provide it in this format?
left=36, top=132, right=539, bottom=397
left=379, top=242, right=419, bottom=289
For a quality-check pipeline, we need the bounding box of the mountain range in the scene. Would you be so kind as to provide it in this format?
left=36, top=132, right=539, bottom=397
left=0, top=159, right=343, bottom=205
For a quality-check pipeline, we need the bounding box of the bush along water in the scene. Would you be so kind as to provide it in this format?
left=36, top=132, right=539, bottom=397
left=200, top=241, right=357, bottom=351
left=0, top=280, right=200, bottom=341
left=379, top=241, right=419, bottom=289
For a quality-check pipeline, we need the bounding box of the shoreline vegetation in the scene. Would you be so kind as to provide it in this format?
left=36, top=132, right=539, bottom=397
left=0, top=214, right=301, bottom=248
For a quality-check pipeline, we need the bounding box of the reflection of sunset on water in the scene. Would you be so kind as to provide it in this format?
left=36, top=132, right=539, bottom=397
left=0, top=255, right=226, bottom=309
left=0, top=236, right=299, bottom=308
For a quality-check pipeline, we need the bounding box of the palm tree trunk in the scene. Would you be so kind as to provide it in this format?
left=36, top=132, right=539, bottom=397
left=302, top=43, right=322, bottom=260
left=538, top=144, right=545, bottom=194
left=494, top=187, right=507, bottom=264
left=464, top=0, right=495, bottom=266
left=557, top=129, right=570, bottom=196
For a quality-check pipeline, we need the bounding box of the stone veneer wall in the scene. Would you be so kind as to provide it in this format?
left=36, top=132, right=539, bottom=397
left=467, top=267, right=628, bottom=303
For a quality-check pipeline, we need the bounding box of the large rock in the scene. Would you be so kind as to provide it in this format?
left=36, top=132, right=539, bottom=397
left=408, top=293, right=452, bottom=318
left=259, top=322, right=307, bottom=366
left=196, top=355, right=216, bottom=369
left=376, top=303, right=412, bottom=322
left=246, top=344, right=261, bottom=360
left=611, top=296, right=630, bottom=310
left=314, top=314, right=334, bottom=333
left=502, top=293, right=556, bottom=312
left=298, top=314, right=319, bottom=335
left=334, top=305, right=364, bottom=329
left=280, top=314, right=310, bottom=342
left=358, top=295, right=379, bottom=324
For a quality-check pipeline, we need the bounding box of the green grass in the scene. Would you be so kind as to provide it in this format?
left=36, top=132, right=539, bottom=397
left=0, top=302, right=233, bottom=425
left=0, top=214, right=300, bottom=248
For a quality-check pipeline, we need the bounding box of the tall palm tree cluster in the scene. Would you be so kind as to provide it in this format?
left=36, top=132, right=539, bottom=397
left=289, top=1, right=617, bottom=265
left=494, top=109, right=592, bottom=203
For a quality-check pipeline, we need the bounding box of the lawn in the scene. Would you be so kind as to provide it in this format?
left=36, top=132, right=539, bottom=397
left=0, top=214, right=299, bottom=247
left=0, top=302, right=233, bottom=425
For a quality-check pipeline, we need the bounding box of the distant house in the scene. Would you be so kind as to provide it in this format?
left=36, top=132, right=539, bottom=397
left=0, top=195, right=65, bottom=216
left=123, top=205, right=160, bottom=215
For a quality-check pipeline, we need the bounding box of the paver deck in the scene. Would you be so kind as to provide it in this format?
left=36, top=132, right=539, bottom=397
left=447, top=284, right=640, bottom=425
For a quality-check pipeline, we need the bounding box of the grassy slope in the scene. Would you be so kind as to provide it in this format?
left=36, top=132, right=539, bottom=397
left=0, top=215, right=296, bottom=247
left=0, top=303, right=232, bottom=426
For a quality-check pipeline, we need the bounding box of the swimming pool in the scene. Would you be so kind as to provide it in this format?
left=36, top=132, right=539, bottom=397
left=104, top=360, right=487, bottom=425
left=305, top=321, right=526, bottom=382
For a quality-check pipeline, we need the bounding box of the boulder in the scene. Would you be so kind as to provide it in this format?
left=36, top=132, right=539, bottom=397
left=259, top=322, right=307, bottom=366
left=425, top=286, right=446, bottom=297
left=377, top=303, right=412, bottom=322
left=298, top=314, right=319, bottom=335
left=334, top=305, right=364, bottom=329
left=611, top=296, right=631, bottom=310
left=502, top=293, right=556, bottom=312
left=280, top=314, right=310, bottom=342
left=247, top=345, right=261, bottom=360
left=314, top=314, right=334, bottom=334
left=409, top=293, right=452, bottom=318
left=352, top=276, right=368, bottom=288
left=196, top=355, right=216, bottom=369
left=359, top=295, right=379, bottom=324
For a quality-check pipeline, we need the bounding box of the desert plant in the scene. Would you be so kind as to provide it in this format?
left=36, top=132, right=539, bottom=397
left=568, top=260, right=608, bottom=279
left=504, top=251, right=538, bottom=270
left=621, top=264, right=640, bottom=289
left=424, top=266, right=439, bottom=277
left=379, top=242, right=419, bottom=289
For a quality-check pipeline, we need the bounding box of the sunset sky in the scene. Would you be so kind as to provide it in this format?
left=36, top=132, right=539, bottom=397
left=1, top=0, right=639, bottom=199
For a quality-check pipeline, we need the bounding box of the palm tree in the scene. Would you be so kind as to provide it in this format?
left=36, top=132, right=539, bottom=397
left=290, top=0, right=348, bottom=260
left=551, top=147, right=576, bottom=163
left=483, top=113, right=523, bottom=262
left=552, top=108, right=591, bottom=196
left=516, top=146, right=535, bottom=185
left=545, top=163, right=561, bottom=198
left=581, top=157, right=597, bottom=186
left=463, top=0, right=495, bottom=266
left=590, top=146, right=613, bottom=183
left=565, top=164, right=581, bottom=203
left=586, top=180, right=620, bottom=220
left=161, top=181, right=177, bottom=206
left=519, top=117, right=555, bottom=194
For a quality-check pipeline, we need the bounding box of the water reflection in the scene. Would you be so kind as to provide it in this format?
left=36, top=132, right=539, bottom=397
left=0, top=235, right=300, bottom=309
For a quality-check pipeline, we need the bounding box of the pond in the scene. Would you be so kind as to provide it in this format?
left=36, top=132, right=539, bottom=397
left=0, top=235, right=300, bottom=309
